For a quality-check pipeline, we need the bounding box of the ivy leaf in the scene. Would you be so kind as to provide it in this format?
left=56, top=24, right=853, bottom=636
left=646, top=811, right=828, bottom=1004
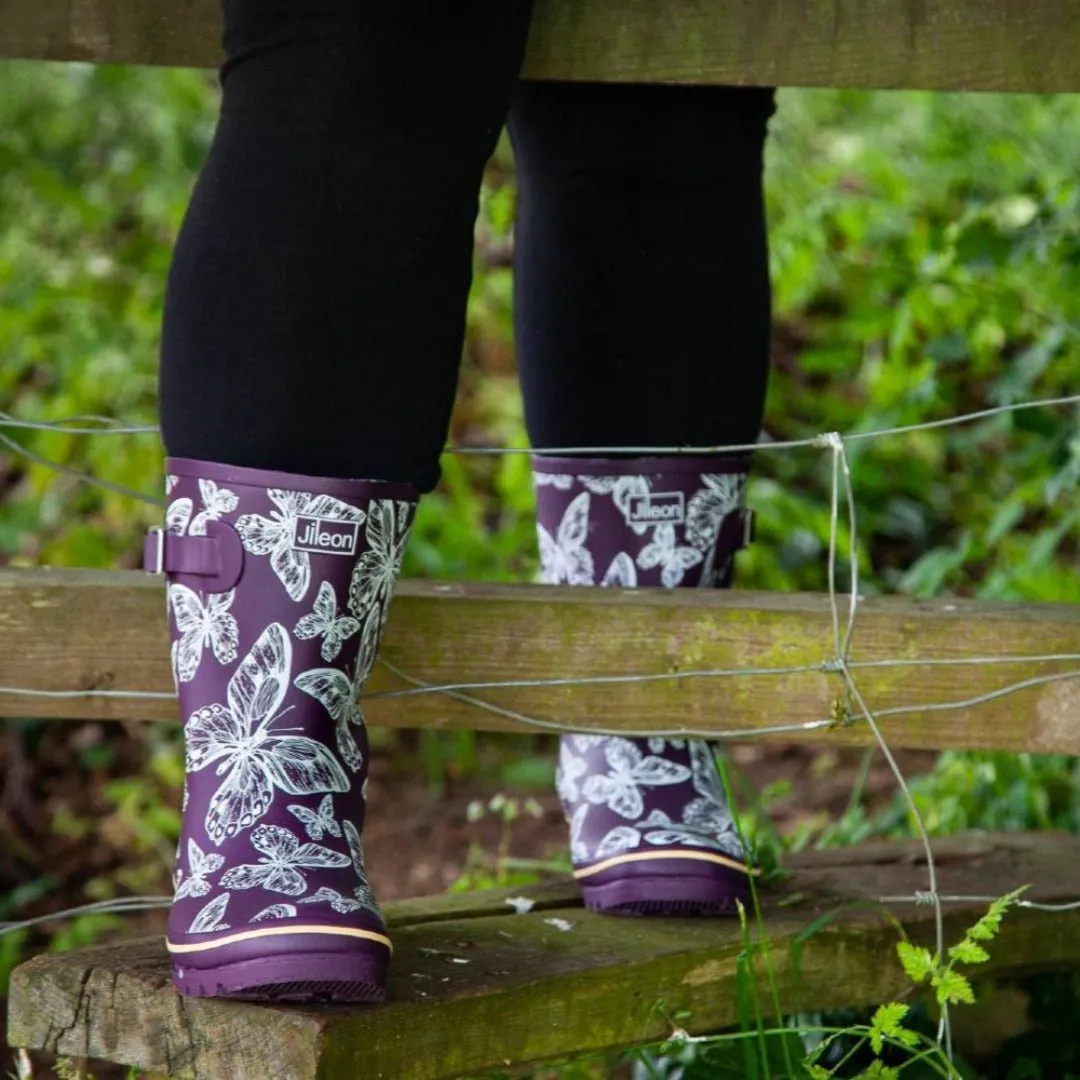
left=869, top=1002, right=910, bottom=1053
left=896, top=941, right=934, bottom=984
left=933, top=968, right=975, bottom=1005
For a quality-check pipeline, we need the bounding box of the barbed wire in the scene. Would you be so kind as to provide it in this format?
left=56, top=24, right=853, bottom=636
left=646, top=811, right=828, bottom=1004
left=2, top=391, right=1080, bottom=1063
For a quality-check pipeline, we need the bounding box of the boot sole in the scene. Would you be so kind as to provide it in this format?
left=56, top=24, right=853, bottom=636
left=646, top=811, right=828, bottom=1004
left=172, top=953, right=386, bottom=1003
left=575, top=851, right=754, bottom=917
left=168, top=927, right=390, bottom=1003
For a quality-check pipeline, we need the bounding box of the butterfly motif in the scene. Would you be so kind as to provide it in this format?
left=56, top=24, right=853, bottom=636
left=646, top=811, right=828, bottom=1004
left=537, top=492, right=594, bottom=585
left=595, top=825, right=642, bottom=858
left=634, top=807, right=739, bottom=854
left=647, top=738, right=687, bottom=754
left=168, top=584, right=239, bottom=684
left=295, top=581, right=360, bottom=662
left=555, top=739, right=588, bottom=804
left=166, top=498, right=193, bottom=536
left=347, top=499, right=414, bottom=626
left=218, top=824, right=350, bottom=896
left=174, top=839, right=225, bottom=901
left=568, top=803, right=589, bottom=863
left=637, top=524, right=704, bottom=587
left=188, top=893, right=230, bottom=934
left=571, top=734, right=606, bottom=752
left=582, top=737, right=691, bottom=819
left=186, top=478, right=239, bottom=536
left=251, top=903, right=298, bottom=922
left=343, top=819, right=379, bottom=914
left=298, top=886, right=366, bottom=915
left=236, top=490, right=366, bottom=602
left=680, top=742, right=743, bottom=858
left=533, top=473, right=573, bottom=490
left=293, top=609, right=380, bottom=773
left=288, top=793, right=342, bottom=842
left=185, top=623, right=350, bottom=844
left=686, top=473, right=746, bottom=551
left=600, top=552, right=637, bottom=588
left=577, top=474, right=651, bottom=535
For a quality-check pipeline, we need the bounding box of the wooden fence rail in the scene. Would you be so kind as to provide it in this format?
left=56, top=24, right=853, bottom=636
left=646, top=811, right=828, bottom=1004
left=1, top=0, right=1079, bottom=93
left=1, top=567, right=1078, bottom=753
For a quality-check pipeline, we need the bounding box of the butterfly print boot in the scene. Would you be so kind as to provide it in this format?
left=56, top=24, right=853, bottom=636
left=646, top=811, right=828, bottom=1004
left=535, top=455, right=757, bottom=916
left=147, top=458, right=416, bottom=1001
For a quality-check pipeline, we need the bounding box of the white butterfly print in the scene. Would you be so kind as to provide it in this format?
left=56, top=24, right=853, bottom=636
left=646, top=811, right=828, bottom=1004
left=218, top=824, right=350, bottom=896
left=582, top=737, right=691, bottom=819
left=647, top=738, right=687, bottom=754
left=637, top=524, right=704, bottom=587
left=569, top=803, right=589, bottom=863
left=600, top=552, right=637, bottom=588
left=165, top=475, right=179, bottom=496
left=185, top=623, right=350, bottom=844
left=634, top=807, right=740, bottom=855
left=343, top=820, right=378, bottom=907
left=595, top=825, right=642, bottom=858
left=686, top=473, right=746, bottom=551
left=288, top=793, right=342, bottom=842
left=533, top=473, right=573, bottom=490
left=298, top=886, right=366, bottom=915
left=295, top=581, right=360, bottom=663
left=681, top=742, right=742, bottom=858
left=174, top=839, right=225, bottom=901
left=577, top=475, right=651, bottom=535
left=188, top=478, right=239, bottom=536
left=537, top=492, right=594, bottom=586
left=251, top=904, right=298, bottom=922
left=293, top=609, right=380, bottom=773
left=348, top=499, right=414, bottom=625
left=166, top=498, right=192, bottom=537
left=571, top=734, right=606, bottom=752
left=188, top=893, right=230, bottom=934
left=556, top=740, right=588, bottom=804
left=235, top=490, right=366, bottom=602
left=168, top=584, right=239, bottom=684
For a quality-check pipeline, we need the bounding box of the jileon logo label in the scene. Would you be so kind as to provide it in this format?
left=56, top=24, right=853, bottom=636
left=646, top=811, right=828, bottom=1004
left=626, top=492, right=685, bottom=526
left=293, top=515, right=360, bottom=556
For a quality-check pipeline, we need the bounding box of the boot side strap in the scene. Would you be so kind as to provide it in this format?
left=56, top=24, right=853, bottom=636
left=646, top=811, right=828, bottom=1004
left=144, top=521, right=244, bottom=592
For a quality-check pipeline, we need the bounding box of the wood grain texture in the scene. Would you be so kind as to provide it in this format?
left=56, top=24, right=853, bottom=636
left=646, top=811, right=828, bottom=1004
left=9, top=834, right=1080, bottom=1079
left=1, top=0, right=1079, bottom=92
left=1, top=568, right=1079, bottom=754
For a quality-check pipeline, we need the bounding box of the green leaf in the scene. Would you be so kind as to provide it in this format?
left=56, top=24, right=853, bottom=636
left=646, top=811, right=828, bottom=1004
left=949, top=938, right=990, bottom=965
left=932, top=968, right=975, bottom=1005
left=897, top=941, right=935, bottom=984
left=869, top=1002, right=910, bottom=1053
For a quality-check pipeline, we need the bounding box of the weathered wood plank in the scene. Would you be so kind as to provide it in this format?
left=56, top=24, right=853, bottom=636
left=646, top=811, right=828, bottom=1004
left=0, top=0, right=1078, bottom=93
left=9, top=834, right=1080, bottom=1079
left=1, top=568, right=1079, bottom=754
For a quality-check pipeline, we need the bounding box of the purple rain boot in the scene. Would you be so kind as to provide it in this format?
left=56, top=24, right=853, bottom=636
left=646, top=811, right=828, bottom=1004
left=146, top=457, right=416, bottom=1002
left=534, top=455, right=757, bottom=916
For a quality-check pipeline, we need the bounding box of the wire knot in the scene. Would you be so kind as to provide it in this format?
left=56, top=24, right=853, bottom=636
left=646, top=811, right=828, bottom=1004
left=814, top=431, right=844, bottom=451
left=913, top=890, right=938, bottom=906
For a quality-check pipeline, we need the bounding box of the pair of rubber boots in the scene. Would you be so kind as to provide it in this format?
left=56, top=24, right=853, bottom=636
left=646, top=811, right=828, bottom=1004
left=153, top=454, right=754, bottom=1002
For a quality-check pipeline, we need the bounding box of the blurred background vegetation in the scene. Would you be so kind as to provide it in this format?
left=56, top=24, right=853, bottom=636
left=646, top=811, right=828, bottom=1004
left=1, top=61, right=1079, bottom=1078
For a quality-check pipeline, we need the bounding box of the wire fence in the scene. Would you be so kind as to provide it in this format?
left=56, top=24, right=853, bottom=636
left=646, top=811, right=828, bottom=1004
left=2, top=391, right=1080, bottom=1064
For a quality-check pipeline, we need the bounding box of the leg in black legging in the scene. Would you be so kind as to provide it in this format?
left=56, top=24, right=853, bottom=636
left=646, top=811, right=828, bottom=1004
left=509, top=82, right=774, bottom=451
left=511, top=82, right=775, bottom=917
left=161, top=1, right=533, bottom=492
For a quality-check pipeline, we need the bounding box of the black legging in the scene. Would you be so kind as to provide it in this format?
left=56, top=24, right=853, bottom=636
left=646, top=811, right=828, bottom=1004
left=160, top=1, right=774, bottom=492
